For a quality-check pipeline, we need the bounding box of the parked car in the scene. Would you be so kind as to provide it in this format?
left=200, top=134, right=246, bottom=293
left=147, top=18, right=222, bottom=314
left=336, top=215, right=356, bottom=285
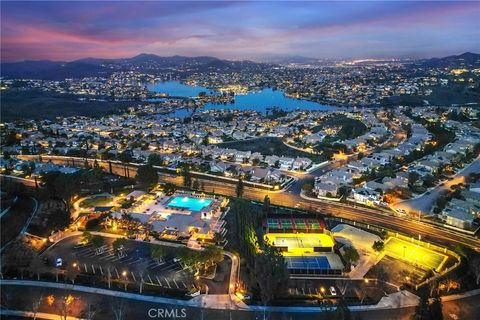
left=55, top=258, right=63, bottom=268
left=329, top=286, right=337, bottom=296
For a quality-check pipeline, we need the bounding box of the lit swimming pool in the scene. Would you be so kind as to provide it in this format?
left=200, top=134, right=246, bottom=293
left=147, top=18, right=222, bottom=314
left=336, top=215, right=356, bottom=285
left=166, top=196, right=213, bottom=212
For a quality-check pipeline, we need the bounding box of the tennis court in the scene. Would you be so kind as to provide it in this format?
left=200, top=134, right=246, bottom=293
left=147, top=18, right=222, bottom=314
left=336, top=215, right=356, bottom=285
left=264, top=218, right=326, bottom=233
left=264, top=233, right=335, bottom=255
left=286, top=256, right=331, bottom=270
left=384, top=237, right=447, bottom=271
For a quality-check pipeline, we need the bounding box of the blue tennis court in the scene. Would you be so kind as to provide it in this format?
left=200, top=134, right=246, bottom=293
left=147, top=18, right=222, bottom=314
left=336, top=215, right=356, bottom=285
left=286, top=256, right=331, bottom=270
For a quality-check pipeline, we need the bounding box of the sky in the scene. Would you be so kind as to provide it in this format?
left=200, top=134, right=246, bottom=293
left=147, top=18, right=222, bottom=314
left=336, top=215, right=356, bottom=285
left=1, top=1, right=479, bottom=62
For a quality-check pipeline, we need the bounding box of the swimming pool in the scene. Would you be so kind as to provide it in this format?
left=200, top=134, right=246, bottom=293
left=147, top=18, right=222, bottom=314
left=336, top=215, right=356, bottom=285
left=166, top=196, right=213, bottom=212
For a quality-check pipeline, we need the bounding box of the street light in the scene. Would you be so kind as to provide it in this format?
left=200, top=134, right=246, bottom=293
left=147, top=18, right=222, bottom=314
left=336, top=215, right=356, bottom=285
left=320, top=287, right=325, bottom=294
left=364, top=278, right=369, bottom=284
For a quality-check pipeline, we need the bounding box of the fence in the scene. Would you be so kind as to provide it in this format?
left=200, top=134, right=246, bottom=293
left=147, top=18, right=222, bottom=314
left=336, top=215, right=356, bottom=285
left=326, top=216, right=462, bottom=290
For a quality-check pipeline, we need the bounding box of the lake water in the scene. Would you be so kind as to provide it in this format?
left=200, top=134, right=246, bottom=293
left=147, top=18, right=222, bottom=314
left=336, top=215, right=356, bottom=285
left=147, top=81, right=334, bottom=116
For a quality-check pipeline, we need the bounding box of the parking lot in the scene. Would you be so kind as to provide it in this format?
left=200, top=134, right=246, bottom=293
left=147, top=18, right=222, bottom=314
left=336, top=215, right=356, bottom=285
left=46, top=236, right=195, bottom=293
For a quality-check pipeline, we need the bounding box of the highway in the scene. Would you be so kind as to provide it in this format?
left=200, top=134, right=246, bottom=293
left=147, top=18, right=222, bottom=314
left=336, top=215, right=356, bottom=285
left=13, top=153, right=480, bottom=251
left=166, top=176, right=480, bottom=251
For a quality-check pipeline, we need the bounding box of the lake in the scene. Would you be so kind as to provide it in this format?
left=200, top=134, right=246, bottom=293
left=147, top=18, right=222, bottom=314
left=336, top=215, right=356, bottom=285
left=147, top=81, right=334, bottom=115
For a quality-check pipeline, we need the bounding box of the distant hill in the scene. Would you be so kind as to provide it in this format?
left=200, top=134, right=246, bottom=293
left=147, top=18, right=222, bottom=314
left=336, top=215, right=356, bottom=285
left=421, top=52, right=480, bottom=68
left=0, top=54, right=270, bottom=80
left=258, top=55, right=326, bottom=65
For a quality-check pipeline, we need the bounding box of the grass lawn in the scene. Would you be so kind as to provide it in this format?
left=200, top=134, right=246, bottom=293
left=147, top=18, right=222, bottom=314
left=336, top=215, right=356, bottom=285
left=79, top=195, right=114, bottom=208
left=384, top=237, right=447, bottom=271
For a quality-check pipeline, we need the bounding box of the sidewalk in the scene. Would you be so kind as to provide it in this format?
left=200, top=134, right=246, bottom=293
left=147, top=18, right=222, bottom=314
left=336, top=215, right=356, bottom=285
left=0, top=279, right=426, bottom=313
left=0, top=309, right=84, bottom=320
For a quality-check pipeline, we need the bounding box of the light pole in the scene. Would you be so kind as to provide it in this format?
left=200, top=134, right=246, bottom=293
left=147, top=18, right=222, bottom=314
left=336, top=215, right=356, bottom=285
left=122, top=270, right=128, bottom=291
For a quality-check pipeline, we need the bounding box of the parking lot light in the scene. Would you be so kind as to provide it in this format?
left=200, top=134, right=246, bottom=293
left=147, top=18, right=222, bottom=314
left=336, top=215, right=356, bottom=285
left=122, top=271, right=127, bottom=277
left=73, top=262, right=77, bottom=268
left=364, top=278, right=369, bottom=284
left=320, top=287, right=325, bottom=293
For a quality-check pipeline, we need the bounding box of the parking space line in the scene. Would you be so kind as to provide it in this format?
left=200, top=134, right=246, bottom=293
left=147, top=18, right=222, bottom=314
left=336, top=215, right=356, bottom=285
left=164, top=277, right=171, bottom=288
left=181, top=280, right=187, bottom=288
left=99, top=265, right=103, bottom=275
left=147, top=274, right=153, bottom=284
left=156, top=276, right=162, bottom=286
left=91, top=265, right=95, bottom=274
left=172, top=279, right=179, bottom=288
left=131, top=272, right=136, bottom=282
left=84, top=264, right=88, bottom=273
left=115, top=267, right=119, bottom=278
left=128, top=258, right=141, bottom=265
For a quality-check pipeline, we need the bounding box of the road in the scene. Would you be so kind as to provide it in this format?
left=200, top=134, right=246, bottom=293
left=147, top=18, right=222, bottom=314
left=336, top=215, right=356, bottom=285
left=157, top=174, right=480, bottom=251
left=11, top=153, right=480, bottom=251
left=1, top=283, right=479, bottom=320
left=394, top=157, right=480, bottom=215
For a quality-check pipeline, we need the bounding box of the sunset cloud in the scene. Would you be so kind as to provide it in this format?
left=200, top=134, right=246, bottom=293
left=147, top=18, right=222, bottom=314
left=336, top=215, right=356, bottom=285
left=1, top=1, right=478, bottom=61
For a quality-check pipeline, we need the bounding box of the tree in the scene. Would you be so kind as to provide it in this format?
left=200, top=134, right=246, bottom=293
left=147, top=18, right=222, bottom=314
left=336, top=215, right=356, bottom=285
left=56, top=294, right=76, bottom=320
left=180, top=164, right=192, bottom=188
left=30, top=293, right=44, bottom=320
left=302, top=182, right=314, bottom=194
left=254, top=244, right=289, bottom=305
left=28, top=254, right=46, bottom=280
left=372, top=241, right=385, bottom=253
left=262, top=195, right=270, bottom=217
left=235, top=178, right=244, bottom=198
left=112, top=238, right=127, bottom=254
left=192, top=179, right=200, bottom=190
left=413, top=292, right=431, bottom=320
left=334, top=298, right=352, bottom=320
left=81, top=231, right=93, bottom=244
left=342, top=246, right=360, bottom=267
left=91, top=236, right=105, bottom=249
left=147, top=153, right=163, bottom=166
left=1, top=240, right=35, bottom=279
left=163, top=182, right=176, bottom=195
left=150, top=245, right=165, bottom=262
left=135, top=164, right=158, bottom=189
left=111, top=299, right=127, bottom=320
left=65, top=262, right=80, bottom=285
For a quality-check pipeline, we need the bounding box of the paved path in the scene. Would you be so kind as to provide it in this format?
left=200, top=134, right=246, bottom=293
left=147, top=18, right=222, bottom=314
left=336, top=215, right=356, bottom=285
left=0, top=279, right=419, bottom=312
left=393, top=157, right=480, bottom=215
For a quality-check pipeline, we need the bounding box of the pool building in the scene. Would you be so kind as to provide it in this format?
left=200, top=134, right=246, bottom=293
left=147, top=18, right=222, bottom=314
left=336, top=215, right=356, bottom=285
left=263, top=216, right=344, bottom=276
left=119, top=191, right=228, bottom=246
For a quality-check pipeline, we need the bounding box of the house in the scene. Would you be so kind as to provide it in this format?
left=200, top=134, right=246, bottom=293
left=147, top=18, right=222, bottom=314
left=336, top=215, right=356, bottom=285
left=234, top=150, right=251, bottom=163
left=314, top=181, right=338, bottom=197
left=292, top=157, right=312, bottom=171
left=210, top=161, right=228, bottom=173
left=462, top=190, right=480, bottom=206
left=264, top=155, right=279, bottom=167
left=442, top=207, right=476, bottom=230
left=352, top=187, right=382, bottom=206
left=251, top=167, right=270, bottom=182
left=278, top=156, right=295, bottom=170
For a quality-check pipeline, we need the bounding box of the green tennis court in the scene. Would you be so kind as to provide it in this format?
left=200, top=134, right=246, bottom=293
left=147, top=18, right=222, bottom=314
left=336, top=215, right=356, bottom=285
left=384, top=237, right=447, bottom=271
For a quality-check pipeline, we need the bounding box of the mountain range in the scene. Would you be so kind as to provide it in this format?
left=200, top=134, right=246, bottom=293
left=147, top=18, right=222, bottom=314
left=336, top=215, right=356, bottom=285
left=1, top=52, right=479, bottom=80
left=0, top=54, right=268, bottom=80
left=421, top=52, right=480, bottom=68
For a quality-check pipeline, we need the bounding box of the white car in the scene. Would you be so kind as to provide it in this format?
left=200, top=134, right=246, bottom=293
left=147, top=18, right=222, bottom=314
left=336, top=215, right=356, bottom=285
left=55, top=258, right=63, bottom=268
left=329, top=286, right=337, bottom=296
